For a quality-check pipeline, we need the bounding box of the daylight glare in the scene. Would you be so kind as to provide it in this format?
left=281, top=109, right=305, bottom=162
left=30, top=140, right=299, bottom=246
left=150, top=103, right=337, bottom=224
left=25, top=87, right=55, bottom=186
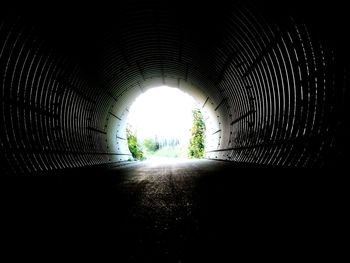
left=127, top=86, right=197, bottom=145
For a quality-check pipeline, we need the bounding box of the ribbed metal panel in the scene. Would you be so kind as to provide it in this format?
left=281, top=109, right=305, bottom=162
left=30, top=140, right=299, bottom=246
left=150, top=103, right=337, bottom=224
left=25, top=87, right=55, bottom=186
left=0, top=1, right=347, bottom=174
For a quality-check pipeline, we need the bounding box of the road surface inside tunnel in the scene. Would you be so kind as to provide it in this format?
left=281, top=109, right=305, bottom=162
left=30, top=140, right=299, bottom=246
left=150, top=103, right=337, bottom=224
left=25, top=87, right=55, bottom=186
left=2, top=159, right=343, bottom=261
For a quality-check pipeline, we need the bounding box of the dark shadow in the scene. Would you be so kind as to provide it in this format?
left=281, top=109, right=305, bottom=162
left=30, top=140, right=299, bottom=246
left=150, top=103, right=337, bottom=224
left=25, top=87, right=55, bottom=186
left=1, top=161, right=344, bottom=261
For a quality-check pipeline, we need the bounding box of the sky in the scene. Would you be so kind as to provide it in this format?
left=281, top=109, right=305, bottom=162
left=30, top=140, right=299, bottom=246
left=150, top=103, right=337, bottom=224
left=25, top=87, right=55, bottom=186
left=127, top=86, right=198, bottom=144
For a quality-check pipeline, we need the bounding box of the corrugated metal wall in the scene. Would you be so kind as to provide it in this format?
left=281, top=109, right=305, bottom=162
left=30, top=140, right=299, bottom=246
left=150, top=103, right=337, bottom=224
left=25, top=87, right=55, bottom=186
left=0, top=1, right=347, bottom=174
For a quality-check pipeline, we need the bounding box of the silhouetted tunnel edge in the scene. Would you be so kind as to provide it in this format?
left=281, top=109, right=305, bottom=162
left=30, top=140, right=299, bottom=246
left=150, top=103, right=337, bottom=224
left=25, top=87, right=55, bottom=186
left=0, top=1, right=348, bottom=175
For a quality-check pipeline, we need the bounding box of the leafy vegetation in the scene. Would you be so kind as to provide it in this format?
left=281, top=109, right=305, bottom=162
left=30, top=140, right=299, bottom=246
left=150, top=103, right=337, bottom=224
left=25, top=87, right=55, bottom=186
left=188, top=108, right=206, bottom=158
left=143, top=138, right=160, bottom=153
left=126, top=108, right=206, bottom=160
left=126, top=128, right=145, bottom=160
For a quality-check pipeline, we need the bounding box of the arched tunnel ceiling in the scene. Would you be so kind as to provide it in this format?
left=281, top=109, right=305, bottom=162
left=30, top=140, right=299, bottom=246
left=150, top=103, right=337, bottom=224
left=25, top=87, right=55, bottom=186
left=0, top=0, right=349, bottom=174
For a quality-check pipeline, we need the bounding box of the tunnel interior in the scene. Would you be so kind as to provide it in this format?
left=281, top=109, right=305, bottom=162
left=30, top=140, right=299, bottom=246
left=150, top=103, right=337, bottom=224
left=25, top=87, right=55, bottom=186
left=1, top=2, right=349, bottom=261
left=1, top=0, right=349, bottom=175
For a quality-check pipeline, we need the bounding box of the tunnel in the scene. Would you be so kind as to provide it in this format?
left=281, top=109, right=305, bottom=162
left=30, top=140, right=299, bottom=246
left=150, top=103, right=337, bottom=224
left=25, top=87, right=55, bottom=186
left=1, top=0, right=349, bottom=260
left=1, top=0, right=349, bottom=175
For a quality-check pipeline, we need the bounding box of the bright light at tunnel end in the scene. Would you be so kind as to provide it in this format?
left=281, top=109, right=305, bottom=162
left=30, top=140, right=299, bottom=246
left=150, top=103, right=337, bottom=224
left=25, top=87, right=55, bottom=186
left=127, top=86, right=199, bottom=145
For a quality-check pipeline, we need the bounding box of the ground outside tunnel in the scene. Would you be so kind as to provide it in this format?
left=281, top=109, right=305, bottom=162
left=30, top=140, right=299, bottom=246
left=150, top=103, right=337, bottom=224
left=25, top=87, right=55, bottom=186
left=2, top=159, right=345, bottom=261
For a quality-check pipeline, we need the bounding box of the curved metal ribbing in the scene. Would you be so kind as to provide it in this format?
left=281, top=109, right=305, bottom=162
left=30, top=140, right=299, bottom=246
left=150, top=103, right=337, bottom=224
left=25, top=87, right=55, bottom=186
left=0, top=1, right=346, bottom=174
left=205, top=5, right=338, bottom=167
left=0, top=16, right=114, bottom=174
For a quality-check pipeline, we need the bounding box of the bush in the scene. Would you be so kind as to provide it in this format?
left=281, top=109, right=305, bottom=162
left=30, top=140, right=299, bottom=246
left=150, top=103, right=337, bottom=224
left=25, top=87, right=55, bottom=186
left=126, top=128, right=145, bottom=160
left=188, top=108, right=206, bottom=158
left=143, top=138, right=160, bottom=153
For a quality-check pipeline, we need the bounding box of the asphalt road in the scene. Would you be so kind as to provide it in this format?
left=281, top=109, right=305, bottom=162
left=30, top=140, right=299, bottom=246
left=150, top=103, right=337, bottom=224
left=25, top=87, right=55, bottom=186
left=2, top=159, right=344, bottom=261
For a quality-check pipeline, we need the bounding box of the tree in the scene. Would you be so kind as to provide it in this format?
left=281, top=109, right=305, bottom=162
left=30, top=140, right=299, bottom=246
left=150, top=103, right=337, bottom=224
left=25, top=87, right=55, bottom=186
left=126, top=128, right=145, bottom=160
left=188, top=108, right=206, bottom=158
left=143, top=137, right=160, bottom=153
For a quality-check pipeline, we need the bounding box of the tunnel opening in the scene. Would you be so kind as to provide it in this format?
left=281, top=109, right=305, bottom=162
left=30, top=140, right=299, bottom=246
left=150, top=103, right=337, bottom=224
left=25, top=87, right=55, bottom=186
left=126, top=86, right=206, bottom=160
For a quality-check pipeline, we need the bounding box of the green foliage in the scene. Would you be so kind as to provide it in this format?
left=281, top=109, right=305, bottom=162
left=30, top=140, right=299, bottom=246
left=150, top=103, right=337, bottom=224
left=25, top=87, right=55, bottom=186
left=143, top=138, right=159, bottom=153
left=126, top=128, right=145, bottom=160
left=188, top=108, right=206, bottom=158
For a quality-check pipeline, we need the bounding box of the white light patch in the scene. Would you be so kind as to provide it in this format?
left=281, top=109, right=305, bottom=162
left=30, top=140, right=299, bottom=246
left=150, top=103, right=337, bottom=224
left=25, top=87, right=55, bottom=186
left=127, top=86, right=197, bottom=144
